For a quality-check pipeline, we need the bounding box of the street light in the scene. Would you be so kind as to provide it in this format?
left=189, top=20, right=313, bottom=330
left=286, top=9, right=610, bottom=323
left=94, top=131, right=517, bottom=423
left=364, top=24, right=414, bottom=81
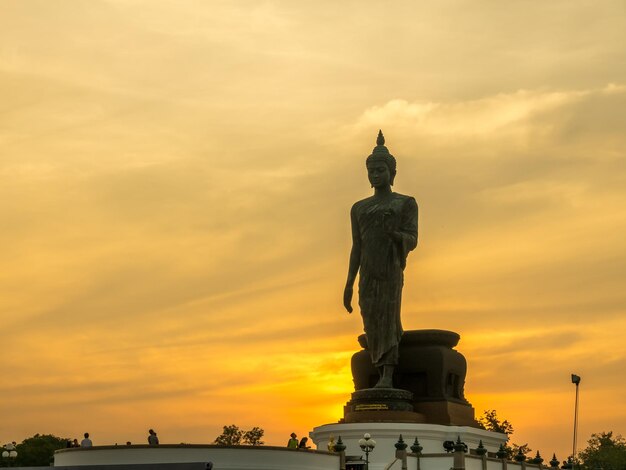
left=2, top=443, right=18, bottom=467
left=358, top=433, right=376, bottom=470
left=571, top=374, right=581, bottom=466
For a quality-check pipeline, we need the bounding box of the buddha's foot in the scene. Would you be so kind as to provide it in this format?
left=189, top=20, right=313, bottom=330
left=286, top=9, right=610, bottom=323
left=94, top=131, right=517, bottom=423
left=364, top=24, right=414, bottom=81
left=374, top=378, right=393, bottom=388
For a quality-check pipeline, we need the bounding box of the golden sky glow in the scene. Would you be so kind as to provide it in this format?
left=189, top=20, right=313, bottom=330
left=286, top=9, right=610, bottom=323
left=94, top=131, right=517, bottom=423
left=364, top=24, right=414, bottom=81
left=1, top=0, right=625, bottom=460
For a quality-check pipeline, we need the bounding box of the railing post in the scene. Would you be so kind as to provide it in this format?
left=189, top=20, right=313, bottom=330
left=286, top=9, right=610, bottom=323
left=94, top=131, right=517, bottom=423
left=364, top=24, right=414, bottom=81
left=453, top=436, right=466, bottom=470
left=475, top=439, right=488, bottom=470
left=496, top=444, right=508, bottom=470
left=395, top=435, right=408, bottom=470
left=515, top=448, right=527, bottom=470
left=410, top=438, right=423, bottom=470
left=335, top=436, right=347, bottom=470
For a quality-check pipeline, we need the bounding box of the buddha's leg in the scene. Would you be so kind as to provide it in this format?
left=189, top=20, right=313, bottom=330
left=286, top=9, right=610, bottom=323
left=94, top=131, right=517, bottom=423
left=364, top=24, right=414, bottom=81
left=375, top=365, right=395, bottom=388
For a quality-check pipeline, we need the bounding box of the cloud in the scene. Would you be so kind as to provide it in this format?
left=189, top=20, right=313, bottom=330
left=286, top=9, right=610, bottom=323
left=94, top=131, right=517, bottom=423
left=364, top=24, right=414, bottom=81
left=354, top=84, right=625, bottom=143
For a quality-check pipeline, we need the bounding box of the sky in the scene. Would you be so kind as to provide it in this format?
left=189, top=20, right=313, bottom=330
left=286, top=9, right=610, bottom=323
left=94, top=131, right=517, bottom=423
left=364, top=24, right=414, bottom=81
left=1, top=0, right=625, bottom=460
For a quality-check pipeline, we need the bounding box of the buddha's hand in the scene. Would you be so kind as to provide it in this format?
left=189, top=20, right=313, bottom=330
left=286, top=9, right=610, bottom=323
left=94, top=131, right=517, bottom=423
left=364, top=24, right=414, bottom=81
left=343, top=285, right=353, bottom=313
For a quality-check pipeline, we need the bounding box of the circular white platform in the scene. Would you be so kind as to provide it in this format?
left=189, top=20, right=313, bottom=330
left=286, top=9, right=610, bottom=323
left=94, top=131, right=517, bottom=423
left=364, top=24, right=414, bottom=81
left=55, top=445, right=338, bottom=470
left=310, top=422, right=507, bottom=470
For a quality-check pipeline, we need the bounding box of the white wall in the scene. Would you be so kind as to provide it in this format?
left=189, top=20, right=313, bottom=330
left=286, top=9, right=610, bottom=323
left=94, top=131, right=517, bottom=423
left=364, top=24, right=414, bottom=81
left=54, top=445, right=338, bottom=470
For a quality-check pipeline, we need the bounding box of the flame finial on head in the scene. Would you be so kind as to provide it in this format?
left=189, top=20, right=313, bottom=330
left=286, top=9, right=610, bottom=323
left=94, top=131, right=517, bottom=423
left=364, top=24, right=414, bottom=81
left=370, top=130, right=391, bottom=157
left=377, top=129, right=385, bottom=146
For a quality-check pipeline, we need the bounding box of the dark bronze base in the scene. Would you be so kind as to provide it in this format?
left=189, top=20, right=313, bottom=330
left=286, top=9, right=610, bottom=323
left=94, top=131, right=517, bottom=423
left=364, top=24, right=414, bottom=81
left=347, top=329, right=481, bottom=427
left=342, top=388, right=426, bottom=423
left=413, top=400, right=477, bottom=426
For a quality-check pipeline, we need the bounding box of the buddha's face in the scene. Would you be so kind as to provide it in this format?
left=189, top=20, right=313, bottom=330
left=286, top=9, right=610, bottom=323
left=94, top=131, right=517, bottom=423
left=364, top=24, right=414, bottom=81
left=367, top=160, right=393, bottom=188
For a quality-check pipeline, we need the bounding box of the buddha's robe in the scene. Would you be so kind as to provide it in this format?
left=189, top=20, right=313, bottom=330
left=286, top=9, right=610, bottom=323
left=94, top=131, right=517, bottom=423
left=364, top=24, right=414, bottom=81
left=350, top=193, right=418, bottom=367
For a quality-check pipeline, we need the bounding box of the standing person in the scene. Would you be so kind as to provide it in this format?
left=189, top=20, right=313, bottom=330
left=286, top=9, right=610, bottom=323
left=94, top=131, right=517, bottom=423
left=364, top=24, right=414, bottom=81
left=287, top=433, right=298, bottom=449
left=148, top=429, right=159, bottom=445
left=327, top=435, right=336, bottom=452
left=343, top=131, right=418, bottom=389
left=298, top=437, right=310, bottom=449
left=80, top=433, right=92, bottom=447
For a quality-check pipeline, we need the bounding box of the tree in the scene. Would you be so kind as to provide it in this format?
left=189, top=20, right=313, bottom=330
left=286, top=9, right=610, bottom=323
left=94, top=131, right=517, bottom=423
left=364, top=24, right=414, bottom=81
left=213, top=425, right=265, bottom=446
left=478, top=410, right=531, bottom=460
left=13, top=434, right=69, bottom=467
left=243, top=427, right=264, bottom=446
left=478, top=409, right=514, bottom=436
left=511, top=443, right=533, bottom=460
left=578, top=431, right=626, bottom=470
left=214, top=425, right=244, bottom=445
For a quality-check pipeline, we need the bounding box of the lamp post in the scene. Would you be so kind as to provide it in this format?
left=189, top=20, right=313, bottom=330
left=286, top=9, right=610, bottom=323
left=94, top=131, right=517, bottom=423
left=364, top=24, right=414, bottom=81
left=2, top=443, right=18, bottom=467
left=358, top=433, right=376, bottom=470
left=571, top=374, right=581, bottom=466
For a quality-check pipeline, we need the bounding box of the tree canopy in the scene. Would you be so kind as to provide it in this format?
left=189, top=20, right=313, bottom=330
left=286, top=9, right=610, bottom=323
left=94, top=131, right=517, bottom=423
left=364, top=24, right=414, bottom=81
left=578, top=431, right=626, bottom=470
left=242, top=427, right=265, bottom=446
left=478, top=409, right=514, bottom=436
left=11, top=434, right=69, bottom=467
left=213, top=425, right=264, bottom=446
left=478, top=409, right=531, bottom=459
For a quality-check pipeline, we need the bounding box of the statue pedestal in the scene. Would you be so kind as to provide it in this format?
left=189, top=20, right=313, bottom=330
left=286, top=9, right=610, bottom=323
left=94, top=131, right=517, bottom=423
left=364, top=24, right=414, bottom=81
left=350, top=329, right=479, bottom=427
left=343, top=388, right=426, bottom=423
left=413, top=399, right=476, bottom=426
